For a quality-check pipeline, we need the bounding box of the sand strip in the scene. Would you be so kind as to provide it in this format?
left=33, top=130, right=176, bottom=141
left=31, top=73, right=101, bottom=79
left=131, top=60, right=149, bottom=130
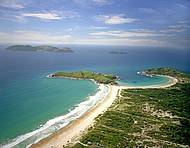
left=31, top=85, right=119, bottom=148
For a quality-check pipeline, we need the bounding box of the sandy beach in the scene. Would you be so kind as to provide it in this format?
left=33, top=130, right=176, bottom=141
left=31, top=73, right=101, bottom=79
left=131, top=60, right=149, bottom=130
left=31, top=75, right=178, bottom=148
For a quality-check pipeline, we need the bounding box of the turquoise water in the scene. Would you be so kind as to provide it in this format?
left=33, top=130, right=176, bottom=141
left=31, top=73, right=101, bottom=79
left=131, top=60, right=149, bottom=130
left=0, top=72, right=97, bottom=144
left=0, top=45, right=189, bottom=146
left=118, top=75, right=170, bottom=86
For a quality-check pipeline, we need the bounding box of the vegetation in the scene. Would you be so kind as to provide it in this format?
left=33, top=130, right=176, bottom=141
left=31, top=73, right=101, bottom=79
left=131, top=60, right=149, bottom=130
left=145, top=67, right=190, bottom=83
left=52, top=71, right=118, bottom=84
left=6, top=45, right=73, bottom=53
left=72, top=83, right=190, bottom=148
left=71, top=68, right=190, bottom=148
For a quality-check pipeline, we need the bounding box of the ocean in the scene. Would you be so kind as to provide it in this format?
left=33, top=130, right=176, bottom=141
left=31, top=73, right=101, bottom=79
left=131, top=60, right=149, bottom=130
left=0, top=45, right=189, bottom=147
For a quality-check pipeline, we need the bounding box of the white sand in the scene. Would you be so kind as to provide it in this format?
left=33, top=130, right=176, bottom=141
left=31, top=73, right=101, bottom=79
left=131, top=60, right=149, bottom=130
left=31, top=75, right=178, bottom=148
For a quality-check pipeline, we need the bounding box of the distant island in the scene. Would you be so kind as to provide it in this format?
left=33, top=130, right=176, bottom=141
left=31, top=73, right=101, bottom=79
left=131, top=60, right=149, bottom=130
left=109, top=51, right=128, bottom=54
left=6, top=45, right=73, bottom=53
left=48, top=71, right=118, bottom=84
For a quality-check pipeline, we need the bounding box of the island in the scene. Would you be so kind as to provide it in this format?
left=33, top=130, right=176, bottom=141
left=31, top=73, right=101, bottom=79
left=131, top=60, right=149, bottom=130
left=109, top=51, right=128, bottom=54
left=49, top=71, right=118, bottom=84
left=6, top=45, right=73, bottom=53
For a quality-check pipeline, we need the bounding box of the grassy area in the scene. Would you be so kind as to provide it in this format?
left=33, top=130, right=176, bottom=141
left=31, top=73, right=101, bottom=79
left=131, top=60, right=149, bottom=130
left=53, top=71, right=118, bottom=84
left=71, top=68, right=190, bottom=148
left=145, top=67, right=190, bottom=83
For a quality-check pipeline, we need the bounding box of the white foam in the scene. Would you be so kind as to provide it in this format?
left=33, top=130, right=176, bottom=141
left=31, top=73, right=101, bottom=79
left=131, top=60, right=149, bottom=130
left=2, top=84, right=109, bottom=148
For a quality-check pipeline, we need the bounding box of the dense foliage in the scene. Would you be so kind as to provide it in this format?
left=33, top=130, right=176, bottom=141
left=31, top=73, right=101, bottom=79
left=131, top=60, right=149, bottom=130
left=53, top=71, right=118, bottom=84
left=73, top=83, right=190, bottom=148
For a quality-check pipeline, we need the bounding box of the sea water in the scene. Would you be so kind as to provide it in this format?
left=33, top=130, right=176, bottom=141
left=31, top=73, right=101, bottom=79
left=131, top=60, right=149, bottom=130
left=0, top=45, right=189, bottom=147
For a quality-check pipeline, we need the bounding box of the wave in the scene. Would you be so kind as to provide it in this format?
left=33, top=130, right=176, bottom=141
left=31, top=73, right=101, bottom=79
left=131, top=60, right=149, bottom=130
left=1, top=84, right=109, bottom=148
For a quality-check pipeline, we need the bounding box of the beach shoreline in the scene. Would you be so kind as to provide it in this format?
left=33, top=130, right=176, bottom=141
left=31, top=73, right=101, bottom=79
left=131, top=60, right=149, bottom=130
left=31, top=75, right=178, bottom=148
left=31, top=85, right=119, bottom=148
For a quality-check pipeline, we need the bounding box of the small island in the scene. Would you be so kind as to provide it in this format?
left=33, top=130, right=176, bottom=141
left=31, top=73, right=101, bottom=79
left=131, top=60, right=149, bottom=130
left=49, top=71, right=118, bottom=84
left=6, top=45, right=73, bottom=53
left=109, top=51, right=128, bottom=54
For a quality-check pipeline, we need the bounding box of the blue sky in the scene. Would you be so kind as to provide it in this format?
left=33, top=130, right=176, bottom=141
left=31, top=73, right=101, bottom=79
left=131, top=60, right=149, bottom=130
left=0, top=0, right=189, bottom=48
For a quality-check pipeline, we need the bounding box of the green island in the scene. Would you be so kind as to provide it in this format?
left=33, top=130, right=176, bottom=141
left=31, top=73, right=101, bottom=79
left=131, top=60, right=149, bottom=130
left=145, top=67, right=190, bottom=83
left=51, top=71, right=118, bottom=84
left=6, top=45, right=73, bottom=53
left=72, top=68, right=190, bottom=148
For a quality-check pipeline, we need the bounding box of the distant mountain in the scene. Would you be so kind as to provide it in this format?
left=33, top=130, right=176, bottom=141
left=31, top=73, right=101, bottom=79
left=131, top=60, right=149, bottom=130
left=6, top=45, right=73, bottom=53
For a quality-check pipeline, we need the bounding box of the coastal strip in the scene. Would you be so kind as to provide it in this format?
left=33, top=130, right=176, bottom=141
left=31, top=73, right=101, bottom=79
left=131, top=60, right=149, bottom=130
left=31, top=85, right=119, bottom=148
left=31, top=74, right=178, bottom=148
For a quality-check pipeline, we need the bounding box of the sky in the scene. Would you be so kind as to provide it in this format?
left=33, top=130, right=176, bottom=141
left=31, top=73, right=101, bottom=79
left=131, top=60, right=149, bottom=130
left=0, top=0, right=190, bottom=48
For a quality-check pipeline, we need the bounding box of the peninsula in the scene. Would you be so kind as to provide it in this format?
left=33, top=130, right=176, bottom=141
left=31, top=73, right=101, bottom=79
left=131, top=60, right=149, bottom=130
left=6, top=45, right=73, bottom=53
left=49, top=71, right=118, bottom=84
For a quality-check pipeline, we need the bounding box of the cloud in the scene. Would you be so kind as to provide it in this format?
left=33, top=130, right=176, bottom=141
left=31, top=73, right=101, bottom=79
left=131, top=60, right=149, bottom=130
left=73, top=0, right=111, bottom=6
left=139, top=8, right=156, bottom=13
left=89, top=26, right=109, bottom=30
left=168, top=24, right=190, bottom=29
left=90, top=30, right=164, bottom=38
left=75, top=37, right=165, bottom=47
left=159, top=23, right=190, bottom=33
left=176, top=4, right=187, bottom=9
left=0, top=0, right=24, bottom=9
left=21, top=12, right=62, bottom=20
left=94, top=14, right=137, bottom=25
left=0, top=31, right=73, bottom=44
left=0, top=29, right=164, bottom=46
left=0, top=29, right=186, bottom=47
left=92, top=0, right=112, bottom=5
left=16, top=10, right=79, bottom=21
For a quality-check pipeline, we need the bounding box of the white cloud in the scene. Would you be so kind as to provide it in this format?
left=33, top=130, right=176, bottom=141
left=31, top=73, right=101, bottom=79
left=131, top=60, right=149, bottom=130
left=0, top=0, right=24, bottom=9
left=93, top=0, right=112, bottom=5
left=89, top=26, right=109, bottom=30
left=21, top=12, right=62, bottom=20
left=0, top=27, right=188, bottom=47
left=0, top=31, right=73, bottom=44
left=75, top=37, right=165, bottom=47
left=0, top=30, right=165, bottom=47
left=159, top=23, right=190, bottom=33
left=73, top=0, right=111, bottom=6
left=18, top=11, right=79, bottom=21
left=90, top=30, right=164, bottom=38
left=94, top=14, right=137, bottom=25
left=168, top=24, right=190, bottom=29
